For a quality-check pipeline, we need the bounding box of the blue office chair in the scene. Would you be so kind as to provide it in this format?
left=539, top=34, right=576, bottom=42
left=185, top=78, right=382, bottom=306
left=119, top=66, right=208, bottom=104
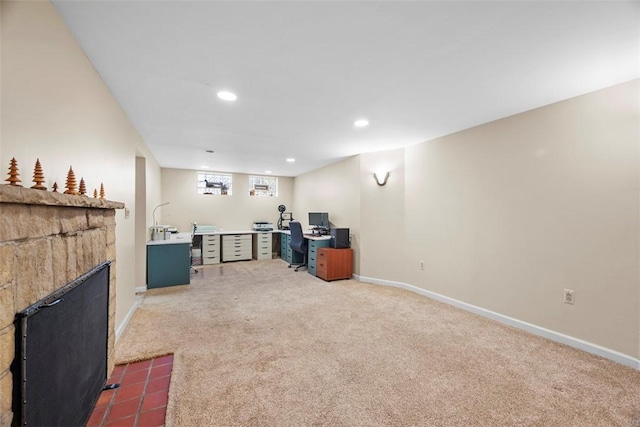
left=288, top=221, right=308, bottom=271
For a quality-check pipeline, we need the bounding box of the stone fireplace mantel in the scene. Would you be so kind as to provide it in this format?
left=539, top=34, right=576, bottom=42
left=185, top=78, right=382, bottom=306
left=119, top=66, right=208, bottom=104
left=0, top=184, right=124, bottom=426
left=0, top=183, right=124, bottom=209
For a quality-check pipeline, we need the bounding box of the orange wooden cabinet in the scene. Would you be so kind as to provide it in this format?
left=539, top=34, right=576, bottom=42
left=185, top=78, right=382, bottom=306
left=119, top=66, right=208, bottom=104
left=316, top=248, right=353, bottom=281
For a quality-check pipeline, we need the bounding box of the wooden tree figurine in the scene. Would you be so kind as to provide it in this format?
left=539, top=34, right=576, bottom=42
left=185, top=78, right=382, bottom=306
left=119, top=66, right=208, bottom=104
left=5, top=157, right=22, bottom=186
left=99, top=182, right=105, bottom=199
left=31, top=158, right=47, bottom=190
left=64, top=166, right=78, bottom=195
left=52, top=182, right=59, bottom=192
left=93, top=188, right=98, bottom=198
left=79, top=177, right=87, bottom=196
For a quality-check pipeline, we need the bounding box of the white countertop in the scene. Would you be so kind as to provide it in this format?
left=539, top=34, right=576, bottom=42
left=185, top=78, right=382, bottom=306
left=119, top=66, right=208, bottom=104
left=147, top=232, right=192, bottom=246
left=193, top=229, right=330, bottom=240
left=280, top=230, right=331, bottom=240
left=194, top=229, right=279, bottom=235
left=305, top=234, right=331, bottom=241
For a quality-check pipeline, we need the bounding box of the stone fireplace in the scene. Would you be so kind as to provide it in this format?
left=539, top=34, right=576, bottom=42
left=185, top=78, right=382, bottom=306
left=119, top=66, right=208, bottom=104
left=0, top=185, right=124, bottom=426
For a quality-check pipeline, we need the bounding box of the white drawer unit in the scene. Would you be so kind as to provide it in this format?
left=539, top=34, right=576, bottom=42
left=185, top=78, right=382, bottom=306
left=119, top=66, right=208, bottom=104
left=222, top=234, right=252, bottom=262
left=252, top=232, right=272, bottom=260
left=202, top=234, right=220, bottom=265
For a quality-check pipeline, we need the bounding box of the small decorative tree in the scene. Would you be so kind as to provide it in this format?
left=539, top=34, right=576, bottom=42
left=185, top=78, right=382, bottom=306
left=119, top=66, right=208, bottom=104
left=78, top=177, right=87, bottom=196
left=93, top=188, right=98, bottom=198
left=64, top=166, right=78, bottom=195
left=52, top=182, right=59, bottom=192
left=5, top=157, right=22, bottom=186
left=99, top=182, right=105, bottom=199
left=31, top=158, right=47, bottom=190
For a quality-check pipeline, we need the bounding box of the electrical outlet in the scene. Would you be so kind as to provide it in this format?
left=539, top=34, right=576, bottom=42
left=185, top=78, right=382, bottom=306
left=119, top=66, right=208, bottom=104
left=420, top=260, right=424, bottom=270
left=563, top=289, right=574, bottom=305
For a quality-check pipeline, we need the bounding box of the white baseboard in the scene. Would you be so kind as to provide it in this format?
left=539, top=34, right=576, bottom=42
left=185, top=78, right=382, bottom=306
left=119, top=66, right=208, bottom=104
left=353, top=274, right=640, bottom=371
left=135, top=286, right=147, bottom=294
left=115, top=294, right=143, bottom=342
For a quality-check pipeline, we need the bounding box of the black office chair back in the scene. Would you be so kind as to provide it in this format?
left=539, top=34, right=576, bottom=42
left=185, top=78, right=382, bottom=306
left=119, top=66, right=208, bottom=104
left=289, top=221, right=307, bottom=254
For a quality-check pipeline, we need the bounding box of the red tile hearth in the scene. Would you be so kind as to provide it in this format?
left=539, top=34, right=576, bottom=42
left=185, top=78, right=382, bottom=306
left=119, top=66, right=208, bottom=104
left=87, top=354, right=173, bottom=427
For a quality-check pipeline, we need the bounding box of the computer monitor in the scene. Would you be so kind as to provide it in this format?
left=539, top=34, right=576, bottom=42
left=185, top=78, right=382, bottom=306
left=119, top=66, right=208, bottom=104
left=308, top=212, right=329, bottom=229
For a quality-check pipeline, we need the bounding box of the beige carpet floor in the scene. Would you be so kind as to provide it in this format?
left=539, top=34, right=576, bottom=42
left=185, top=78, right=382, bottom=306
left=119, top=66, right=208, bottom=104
left=115, top=260, right=640, bottom=426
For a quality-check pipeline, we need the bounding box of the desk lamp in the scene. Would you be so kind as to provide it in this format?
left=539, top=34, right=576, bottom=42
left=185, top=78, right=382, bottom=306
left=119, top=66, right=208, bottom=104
left=152, top=202, right=170, bottom=226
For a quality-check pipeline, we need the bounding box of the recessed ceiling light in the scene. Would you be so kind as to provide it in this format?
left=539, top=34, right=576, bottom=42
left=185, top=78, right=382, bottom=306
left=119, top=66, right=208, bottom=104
left=201, top=165, right=209, bottom=169
left=217, top=91, right=237, bottom=101
left=286, top=158, right=295, bottom=163
left=265, top=170, right=272, bottom=174
left=354, top=119, right=369, bottom=128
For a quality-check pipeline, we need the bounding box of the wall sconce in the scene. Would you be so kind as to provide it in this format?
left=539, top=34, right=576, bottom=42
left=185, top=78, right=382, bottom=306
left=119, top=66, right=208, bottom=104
left=374, top=171, right=390, bottom=186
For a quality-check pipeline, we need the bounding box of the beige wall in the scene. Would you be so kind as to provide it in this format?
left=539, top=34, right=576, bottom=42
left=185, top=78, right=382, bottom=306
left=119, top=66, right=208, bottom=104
left=403, top=80, right=639, bottom=358
left=160, top=168, right=294, bottom=232
left=1, top=1, right=161, bottom=330
left=294, top=80, right=639, bottom=360
left=359, top=149, right=405, bottom=282
left=293, top=156, right=361, bottom=273
left=135, top=156, right=162, bottom=288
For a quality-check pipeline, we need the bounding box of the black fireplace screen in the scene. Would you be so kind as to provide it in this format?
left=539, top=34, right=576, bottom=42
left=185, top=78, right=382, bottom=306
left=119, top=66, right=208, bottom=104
left=12, top=261, right=111, bottom=427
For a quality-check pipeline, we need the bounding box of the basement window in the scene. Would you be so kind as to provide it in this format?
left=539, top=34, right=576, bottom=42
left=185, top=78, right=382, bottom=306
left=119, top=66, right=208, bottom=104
left=249, top=176, right=278, bottom=197
left=197, top=173, right=232, bottom=195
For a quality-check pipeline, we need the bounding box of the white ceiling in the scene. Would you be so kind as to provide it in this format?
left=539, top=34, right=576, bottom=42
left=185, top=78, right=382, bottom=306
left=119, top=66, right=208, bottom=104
left=52, top=1, right=639, bottom=177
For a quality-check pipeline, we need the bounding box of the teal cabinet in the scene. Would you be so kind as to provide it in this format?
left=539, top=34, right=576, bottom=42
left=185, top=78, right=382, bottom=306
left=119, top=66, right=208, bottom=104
left=147, top=243, right=190, bottom=288
left=308, top=239, right=330, bottom=276
left=280, top=233, right=288, bottom=261
left=280, top=233, right=303, bottom=265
